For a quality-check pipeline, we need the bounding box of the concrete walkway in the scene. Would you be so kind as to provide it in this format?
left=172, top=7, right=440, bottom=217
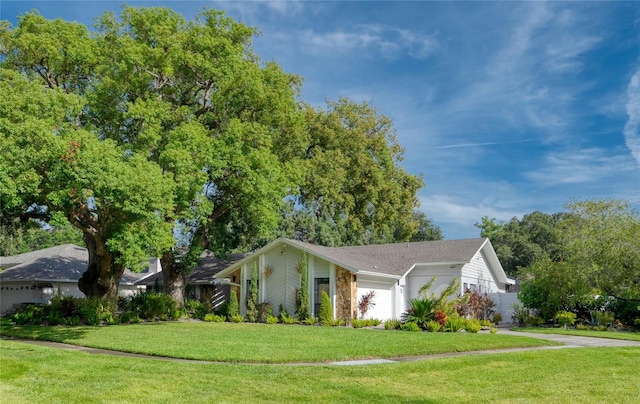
left=4, top=330, right=640, bottom=366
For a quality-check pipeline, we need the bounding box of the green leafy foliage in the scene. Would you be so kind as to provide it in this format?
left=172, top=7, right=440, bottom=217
left=318, top=290, right=333, bottom=326
left=554, top=311, right=577, bottom=329
left=384, top=320, right=401, bottom=330
left=204, top=314, right=225, bottom=323
left=265, top=315, right=279, bottom=324
left=246, top=263, right=259, bottom=322
left=400, top=321, right=421, bottom=332
left=295, top=252, right=311, bottom=321
left=444, top=314, right=465, bottom=332
left=464, top=319, right=482, bottom=333
left=425, top=320, right=441, bottom=332
left=126, top=292, right=177, bottom=321
left=227, top=290, right=239, bottom=320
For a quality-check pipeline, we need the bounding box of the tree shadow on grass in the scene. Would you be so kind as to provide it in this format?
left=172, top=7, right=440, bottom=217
left=0, top=323, right=91, bottom=342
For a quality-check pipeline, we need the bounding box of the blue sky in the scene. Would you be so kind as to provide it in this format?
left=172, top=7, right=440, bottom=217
left=2, top=1, right=640, bottom=239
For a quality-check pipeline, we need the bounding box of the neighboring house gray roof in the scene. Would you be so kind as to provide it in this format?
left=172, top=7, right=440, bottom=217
left=0, top=244, right=147, bottom=285
left=138, top=252, right=247, bottom=286
left=215, top=237, right=510, bottom=283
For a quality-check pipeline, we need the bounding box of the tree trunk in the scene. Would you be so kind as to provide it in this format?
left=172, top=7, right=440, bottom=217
left=161, top=252, right=186, bottom=308
left=78, top=231, right=123, bottom=308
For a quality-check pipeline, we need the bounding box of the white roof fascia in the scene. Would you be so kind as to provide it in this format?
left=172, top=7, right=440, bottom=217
left=354, top=270, right=401, bottom=280
left=477, top=239, right=513, bottom=285
left=214, top=238, right=285, bottom=279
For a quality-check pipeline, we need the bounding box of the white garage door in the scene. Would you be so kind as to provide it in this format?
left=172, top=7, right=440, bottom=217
left=357, top=280, right=393, bottom=321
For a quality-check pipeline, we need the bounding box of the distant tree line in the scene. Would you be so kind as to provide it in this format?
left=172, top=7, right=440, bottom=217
left=477, top=199, right=640, bottom=324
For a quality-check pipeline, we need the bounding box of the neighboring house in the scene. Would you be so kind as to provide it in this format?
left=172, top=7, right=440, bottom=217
left=214, top=237, right=514, bottom=322
left=136, top=251, right=247, bottom=310
left=0, top=244, right=158, bottom=314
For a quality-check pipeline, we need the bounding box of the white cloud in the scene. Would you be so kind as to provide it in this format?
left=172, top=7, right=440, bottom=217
left=624, top=69, right=640, bottom=169
left=419, top=194, right=526, bottom=238
left=525, top=147, right=637, bottom=185
left=299, top=24, right=439, bottom=60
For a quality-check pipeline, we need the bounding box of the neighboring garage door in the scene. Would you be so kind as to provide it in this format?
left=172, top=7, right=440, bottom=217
left=357, top=280, right=394, bottom=320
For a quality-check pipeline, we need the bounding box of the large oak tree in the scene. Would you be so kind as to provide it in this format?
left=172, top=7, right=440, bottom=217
left=1, top=7, right=425, bottom=307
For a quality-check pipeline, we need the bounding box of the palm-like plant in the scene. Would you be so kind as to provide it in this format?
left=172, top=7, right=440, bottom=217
left=402, top=298, right=436, bottom=330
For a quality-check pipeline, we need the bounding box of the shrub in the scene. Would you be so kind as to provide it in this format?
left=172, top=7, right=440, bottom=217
left=318, top=290, right=333, bottom=326
left=10, top=304, right=47, bottom=325
left=492, top=312, right=503, bottom=324
left=295, top=252, right=311, bottom=321
left=425, top=320, right=441, bottom=332
left=265, top=315, right=279, bottom=324
left=80, top=297, right=114, bottom=325
left=358, top=290, right=376, bottom=319
left=227, top=290, right=239, bottom=320
left=525, top=316, right=545, bottom=327
left=47, top=310, right=63, bottom=326
left=384, top=319, right=401, bottom=330
left=595, top=311, right=615, bottom=326
left=555, top=310, right=577, bottom=329
left=230, top=314, right=245, bottom=323
left=246, top=263, right=259, bottom=323
left=434, top=309, right=447, bottom=326
left=258, top=302, right=273, bottom=322
left=401, top=321, right=422, bottom=332
left=575, top=323, right=590, bottom=330
left=480, top=319, right=492, bottom=327
left=118, top=311, right=140, bottom=324
left=351, top=319, right=368, bottom=328
left=278, top=303, right=289, bottom=322
left=490, top=327, right=498, bottom=334
left=512, top=304, right=531, bottom=326
left=50, top=296, right=80, bottom=318
left=464, top=318, right=482, bottom=333
left=301, top=317, right=316, bottom=325
left=127, top=292, right=176, bottom=320
left=456, top=290, right=495, bottom=320
left=280, top=313, right=298, bottom=325
left=592, top=325, right=609, bottom=331
left=184, top=299, right=208, bottom=320
left=445, top=314, right=465, bottom=332
left=402, top=298, right=436, bottom=330
left=204, top=313, right=225, bottom=322
left=64, top=316, right=81, bottom=326
left=351, top=318, right=380, bottom=328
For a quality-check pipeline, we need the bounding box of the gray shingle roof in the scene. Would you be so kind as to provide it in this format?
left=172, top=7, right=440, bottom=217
left=284, top=238, right=489, bottom=277
left=0, top=244, right=147, bottom=285
left=137, top=252, right=248, bottom=286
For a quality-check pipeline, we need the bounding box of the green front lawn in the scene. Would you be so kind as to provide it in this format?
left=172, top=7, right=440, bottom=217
left=2, top=339, right=639, bottom=403
left=515, top=327, right=640, bottom=341
left=0, top=321, right=557, bottom=363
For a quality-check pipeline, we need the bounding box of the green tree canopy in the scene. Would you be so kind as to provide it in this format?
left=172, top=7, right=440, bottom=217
left=475, top=211, right=566, bottom=276
left=1, top=7, right=425, bottom=307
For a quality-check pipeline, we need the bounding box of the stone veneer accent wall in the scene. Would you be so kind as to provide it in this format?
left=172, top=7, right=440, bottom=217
left=335, top=266, right=357, bottom=322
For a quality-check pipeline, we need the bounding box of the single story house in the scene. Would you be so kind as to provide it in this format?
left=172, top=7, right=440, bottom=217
left=214, top=237, right=514, bottom=321
left=0, top=244, right=158, bottom=314
left=137, top=251, right=247, bottom=309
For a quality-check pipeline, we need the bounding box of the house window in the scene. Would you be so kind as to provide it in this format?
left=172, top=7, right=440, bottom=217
left=314, top=278, right=330, bottom=317
left=470, top=284, right=477, bottom=292
left=463, top=283, right=468, bottom=291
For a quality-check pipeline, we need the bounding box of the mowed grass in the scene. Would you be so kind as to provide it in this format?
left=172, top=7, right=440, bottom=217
left=0, top=321, right=557, bottom=363
left=1, top=339, right=639, bottom=403
left=515, top=327, right=640, bottom=341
